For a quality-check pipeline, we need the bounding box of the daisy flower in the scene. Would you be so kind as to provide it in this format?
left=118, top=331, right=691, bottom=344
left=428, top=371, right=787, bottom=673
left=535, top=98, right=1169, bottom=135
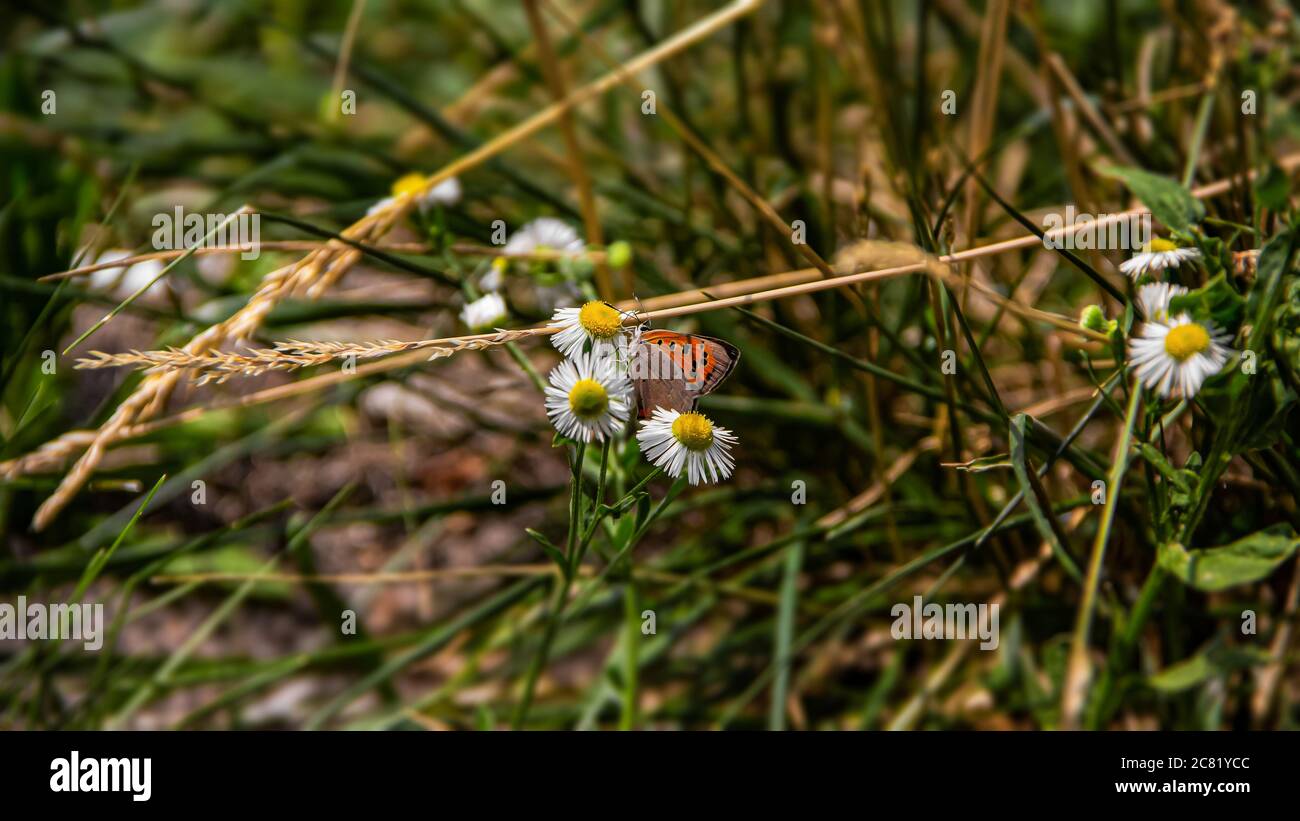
left=459, top=292, right=507, bottom=331
left=479, top=257, right=508, bottom=292
left=548, top=300, right=629, bottom=361
left=1128, top=283, right=1234, bottom=398
left=500, top=218, right=586, bottom=309
left=544, top=353, right=633, bottom=443
left=636, top=408, right=737, bottom=486
left=503, top=217, right=584, bottom=257
left=1135, top=281, right=1187, bottom=321
left=1119, top=237, right=1201, bottom=280
left=367, top=173, right=461, bottom=216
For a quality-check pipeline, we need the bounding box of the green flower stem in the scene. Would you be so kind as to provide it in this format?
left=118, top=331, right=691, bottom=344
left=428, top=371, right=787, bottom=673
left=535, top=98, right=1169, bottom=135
left=512, top=441, right=585, bottom=728
left=571, top=440, right=612, bottom=576
left=620, top=579, right=640, bottom=731
left=568, top=475, right=686, bottom=618
left=1086, top=559, right=1166, bottom=728
left=576, top=466, right=662, bottom=558
left=1061, top=380, right=1142, bottom=729
left=567, top=443, right=587, bottom=565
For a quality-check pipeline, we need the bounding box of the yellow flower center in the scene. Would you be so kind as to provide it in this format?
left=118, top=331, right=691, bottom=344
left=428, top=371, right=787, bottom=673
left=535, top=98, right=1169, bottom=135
left=568, top=378, right=609, bottom=419
left=672, top=412, right=714, bottom=451
left=1164, top=323, right=1210, bottom=361
left=1147, top=237, right=1177, bottom=253
left=577, top=301, right=623, bottom=339
left=391, top=172, right=428, bottom=198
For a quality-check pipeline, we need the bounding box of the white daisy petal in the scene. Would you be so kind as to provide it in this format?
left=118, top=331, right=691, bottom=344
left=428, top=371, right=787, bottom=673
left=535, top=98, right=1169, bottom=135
left=1127, top=314, right=1234, bottom=399
left=1136, top=282, right=1188, bottom=321
left=118, top=258, right=167, bottom=302
left=1120, top=253, right=1153, bottom=278
left=504, top=217, right=584, bottom=257
left=366, top=196, right=396, bottom=217
left=1120, top=240, right=1202, bottom=281
left=86, top=249, right=132, bottom=293
left=547, top=301, right=630, bottom=361
left=424, top=176, right=461, bottom=208
left=544, top=352, right=632, bottom=443
left=635, top=408, right=737, bottom=485
left=479, top=265, right=504, bottom=292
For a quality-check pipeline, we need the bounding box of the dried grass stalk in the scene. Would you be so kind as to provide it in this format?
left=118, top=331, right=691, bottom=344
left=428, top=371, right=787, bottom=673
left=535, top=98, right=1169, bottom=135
left=75, top=329, right=552, bottom=383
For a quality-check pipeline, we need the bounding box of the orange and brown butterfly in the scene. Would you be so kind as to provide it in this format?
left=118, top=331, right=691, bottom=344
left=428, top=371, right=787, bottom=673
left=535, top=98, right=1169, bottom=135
left=629, top=328, right=740, bottom=419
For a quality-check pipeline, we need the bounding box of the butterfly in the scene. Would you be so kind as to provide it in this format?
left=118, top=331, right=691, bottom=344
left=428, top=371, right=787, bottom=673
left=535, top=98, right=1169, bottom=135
left=629, top=328, right=740, bottom=418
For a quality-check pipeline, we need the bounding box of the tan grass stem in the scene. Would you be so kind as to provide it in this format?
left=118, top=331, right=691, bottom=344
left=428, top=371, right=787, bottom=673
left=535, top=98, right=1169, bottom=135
left=39, top=242, right=610, bottom=282
left=523, top=0, right=612, bottom=299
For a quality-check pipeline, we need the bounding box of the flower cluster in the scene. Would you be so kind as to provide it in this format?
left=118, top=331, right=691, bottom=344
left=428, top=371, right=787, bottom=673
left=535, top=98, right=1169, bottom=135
left=368, top=174, right=741, bottom=485
left=366, top=172, right=507, bottom=333
left=463, top=218, right=590, bottom=332
left=1127, top=282, right=1234, bottom=399
left=488, top=218, right=586, bottom=310
left=544, top=298, right=738, bottom=484
left=1114, top=232, right=1235, bottom=400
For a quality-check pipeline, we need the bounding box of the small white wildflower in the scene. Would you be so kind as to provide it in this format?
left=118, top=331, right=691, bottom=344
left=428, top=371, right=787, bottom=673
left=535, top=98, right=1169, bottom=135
left=1119, top=237, right=1201, bottom=280
left=548, top=300, right=629, bottom=360
left=86, top=249, right=168, bottom=303
left=479, top=257, right=507, bottom=292
left=544, top=352, right=633, bottom=443
left=1128, top=284, right=1234, bottom=399
left=636, top=408, right=737, bottom=485
left=1135, top=281, right=1188, bottom=321
left=504, top=217, right=583, bottom=257
left=460, top=292, right=507, bottom=331
left=367, top=173, right=461, bottom=216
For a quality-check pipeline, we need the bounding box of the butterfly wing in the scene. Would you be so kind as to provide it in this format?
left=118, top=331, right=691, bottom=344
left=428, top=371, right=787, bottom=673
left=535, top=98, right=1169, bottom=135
left=633, top=331, right=740, bottom=418
left=694, top=335, right=740, bottom=395
left=633, top=332, right=698, bottom=417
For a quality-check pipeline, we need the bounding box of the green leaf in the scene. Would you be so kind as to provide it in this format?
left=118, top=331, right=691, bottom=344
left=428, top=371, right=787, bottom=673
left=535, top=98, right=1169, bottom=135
left=1135, top=443, right=1193, bottom=495
left=71, top=475, right=167, bottom=603
left=1246, top=228, right=1298, bottom=345
left=1149, top=651, right=1213, bottom=693
left=1099, top=165, right=1205, bottom=232
left=1149, top=642, right=1270, bottom=693
left=1235, top=368, right=1296, bottom=451
left=1158, top=525, right=1300, bottom=591
left=525, top=528, right=567, bottom=569
left=1254, top=163, right=1291, bottom=212
left=551, top=432, right=578, bottom=448
left=1167, top=274, right=1245, bottom=329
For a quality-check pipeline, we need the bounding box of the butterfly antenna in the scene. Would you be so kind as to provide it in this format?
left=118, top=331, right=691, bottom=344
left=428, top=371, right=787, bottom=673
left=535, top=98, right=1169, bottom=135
left=628, top=293, right=650, bottom=329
